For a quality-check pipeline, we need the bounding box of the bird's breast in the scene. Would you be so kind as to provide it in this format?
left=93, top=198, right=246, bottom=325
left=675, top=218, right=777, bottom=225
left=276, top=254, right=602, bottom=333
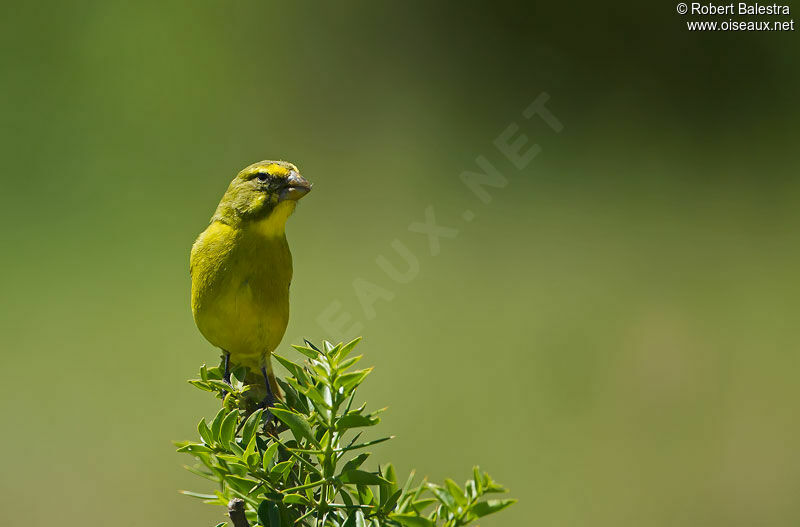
left=191, top=224, right=293, bottom=362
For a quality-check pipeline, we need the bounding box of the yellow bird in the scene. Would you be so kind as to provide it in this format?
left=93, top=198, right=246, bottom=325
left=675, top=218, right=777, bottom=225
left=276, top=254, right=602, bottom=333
left=190, top=160, right=311, bottom=409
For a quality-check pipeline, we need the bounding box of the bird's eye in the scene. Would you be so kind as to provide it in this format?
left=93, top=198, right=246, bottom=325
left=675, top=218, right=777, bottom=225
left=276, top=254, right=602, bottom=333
left=256, top=173, right=269, bottom=182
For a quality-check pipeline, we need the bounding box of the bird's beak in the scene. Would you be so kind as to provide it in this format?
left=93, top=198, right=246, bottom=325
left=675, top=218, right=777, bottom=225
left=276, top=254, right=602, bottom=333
left=279, top=171, right=312, bottom=202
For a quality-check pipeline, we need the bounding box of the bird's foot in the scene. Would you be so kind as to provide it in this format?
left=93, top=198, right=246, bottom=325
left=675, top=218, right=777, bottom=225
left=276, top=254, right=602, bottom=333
left=222, top=352, right=232, bottom=385
left=220, top=351, right=232, bottom=400
left=259, top=398, right=277, bottom=434
left=259, top=394, right=275, bottom=417
left=259, top=365, right=277, bottom=425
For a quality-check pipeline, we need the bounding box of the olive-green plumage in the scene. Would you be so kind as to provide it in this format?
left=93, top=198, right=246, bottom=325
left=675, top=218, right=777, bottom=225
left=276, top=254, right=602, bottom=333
left=190, top=160, right=311, bottom=396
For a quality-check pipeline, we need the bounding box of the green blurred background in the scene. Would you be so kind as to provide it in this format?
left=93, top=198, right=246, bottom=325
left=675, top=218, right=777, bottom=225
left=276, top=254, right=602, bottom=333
left=2, top=1, right=799, bottom=526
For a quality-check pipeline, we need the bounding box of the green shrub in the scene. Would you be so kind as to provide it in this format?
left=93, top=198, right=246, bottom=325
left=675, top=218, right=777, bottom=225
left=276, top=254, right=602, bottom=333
left=177, top=338, right=515, bottom=526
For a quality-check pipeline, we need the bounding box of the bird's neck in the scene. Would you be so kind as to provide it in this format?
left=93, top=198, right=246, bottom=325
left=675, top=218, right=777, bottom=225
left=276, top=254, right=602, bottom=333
left=248, top=201, right=296, bottom=238
left=251, top=200, right=297, bottom=238
left=212, top=201, right=296, bottom=238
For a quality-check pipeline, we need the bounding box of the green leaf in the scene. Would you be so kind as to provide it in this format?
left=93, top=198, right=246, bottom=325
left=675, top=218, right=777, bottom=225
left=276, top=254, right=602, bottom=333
left=225, top=475, right=260, bottom=494
left=262, top=442, right=279, bottom=471
left=342, top=513, right=356, bottom=527
left=395, top=470, right=417, bottom=513
left=465, top=479, right=477, bottom=500
left=242, top=435, right=258, bottom=467
left=217, top=453, right=246, bottom=465
left=481, top=472, right=507, bottom=493
left=336, top=413, right=380, bottom=431
left=335, top=336, right=362, bottom=361
left=231, top=365, right=247, bottom=385
left=272, top=354, right=308, bottom=385
left=206, top=366, right=223, bottom=379
left=220, top=410, right=238, bottom=447
left=240, top=409, right=264, bottom=445
left=276, top=379, right=310, bottom=415
left=340, top=488, right=355, bottom=508
left=309, top=362, right=330, bottom=380
left=383, top=463, right=397, bottom=485
left=270, top=408, right=319, bottom=447
left=339, top=436, right=394, bottom=452
left=473, top=466, right=483, bottom=494
left=197, top=418, right=213, bottom=445
left=379, top=463, right=401, bottom=511
left=341, top=453, right=370, bottom=473
left=208, top=379, right=234, bottom=392
left=204, top=491, right=229, bottom=507
left=270, top=460, right=294, bottom=480
left=357, top=484, right=374, bottom=505
left=291, top=344, right=319, bottom=359
left=303, top=339, right=322, bottom=352
left=389, top=514, right=436, bottom=527
left=282, top=493, right=309, bottom=505
left=410, top=498, right=438, bottom=513
left=337, top=354, right=363, bottom=371
left=176, top=443, right=213, bottom=455
left=257, top=500, right=281, bottom=527
left=287, top=378, right=330, bottom=411
left=210, top=408, right=227, bottom=441
left=188, top=379, right=213, bottom=392
left=340, top=469, right=390, bottom=486
left=381, top=489, right=402, bottom=513
left=229, top=440, right=245, bottom=458
left=427, top=483, right=457, bottom=513
left=444, top=478, right=467, bottom=507
left=182, top=464, right=218, bottom=482
left=180, top=490, right=217, bottom=499
left=471, top=499, right=517, bottom=518
left=335, top=368, right=372, bottom=393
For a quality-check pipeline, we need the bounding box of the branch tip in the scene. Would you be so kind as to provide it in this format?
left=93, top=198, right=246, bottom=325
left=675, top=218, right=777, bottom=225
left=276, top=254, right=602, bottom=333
left=227, top=498, right=250, bottom=527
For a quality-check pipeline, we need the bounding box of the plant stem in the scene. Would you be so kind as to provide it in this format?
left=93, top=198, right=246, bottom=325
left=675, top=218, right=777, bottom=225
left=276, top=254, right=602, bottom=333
left=227, top=498, right=250, bottom=527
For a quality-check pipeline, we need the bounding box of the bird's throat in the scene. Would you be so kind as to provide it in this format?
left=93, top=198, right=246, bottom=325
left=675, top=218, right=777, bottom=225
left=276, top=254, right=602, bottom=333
left=252, top=200, right=296, bottom=237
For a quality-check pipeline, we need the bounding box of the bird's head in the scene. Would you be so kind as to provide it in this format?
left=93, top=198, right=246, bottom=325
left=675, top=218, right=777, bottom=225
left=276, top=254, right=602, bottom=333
left=213, top=160, right=312, bottom=233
